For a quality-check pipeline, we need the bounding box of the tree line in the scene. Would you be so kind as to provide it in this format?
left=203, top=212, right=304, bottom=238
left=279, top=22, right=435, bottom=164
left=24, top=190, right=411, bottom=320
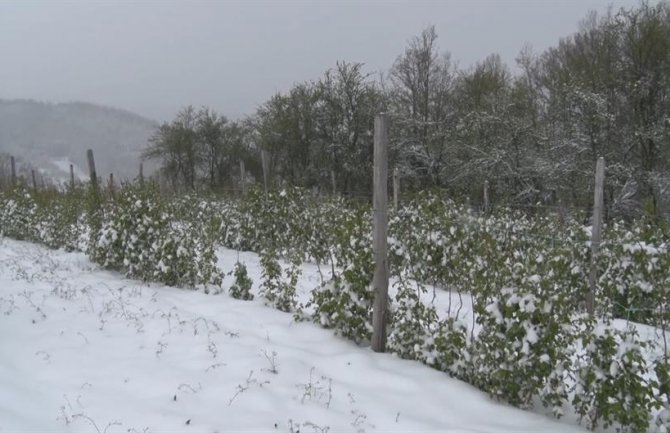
left=144, top=1, right=670, bottom=217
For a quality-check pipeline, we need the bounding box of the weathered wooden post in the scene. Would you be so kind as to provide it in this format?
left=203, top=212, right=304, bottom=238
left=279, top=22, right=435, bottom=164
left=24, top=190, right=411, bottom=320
left=483, top=180, right=490, bottom=214
left=393, top=167, right=399, bottom=211
left=587, top=157, right=605, bottom=316
left=557, top=198, right=566, bottom=226
left=10, top=155, right=16, bottom=187
left=69, top=164, right=75, bottom=190
left=239, top=159, right=246, bottom=196
left=371, top=114, right=389, bottom=353
left=87, top=150, right=97, bottom=188
left=31, top=169, right=37, bottom=190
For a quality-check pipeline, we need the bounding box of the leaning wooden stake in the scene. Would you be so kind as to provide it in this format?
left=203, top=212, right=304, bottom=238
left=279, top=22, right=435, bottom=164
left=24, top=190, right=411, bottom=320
left=371, top=114, right=389, bottom=353
left=587, top=157, right=605, bottom=316
left=31, top=170, right=37, bottom=190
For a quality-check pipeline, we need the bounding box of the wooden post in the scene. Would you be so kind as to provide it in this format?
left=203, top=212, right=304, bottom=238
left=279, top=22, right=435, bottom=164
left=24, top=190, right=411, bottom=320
left=330, top=170, right=337, bottom=195
left=10, top=155, right=16, bottom=187
left=239, top=159, right=246, bottom=196
left=587, top=157, right=605, bottom=316
left=557, top=198, right=566, bottom=226
left=87, top=149, right=98, bottom=191
left=260, top=150, right=268, bottom=194
left=69, top=164, right=75, bottom=190
left=31, top=170, right=37, bottom=190
left=371, top=114, right=389, bottom=353
left=483, top=180, right=490, bottom=214
left=393, top=168, right=399, bottom=211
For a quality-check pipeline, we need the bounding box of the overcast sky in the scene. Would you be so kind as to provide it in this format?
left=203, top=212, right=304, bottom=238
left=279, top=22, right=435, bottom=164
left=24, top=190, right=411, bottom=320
left=0, top=0, right=649, bottom=122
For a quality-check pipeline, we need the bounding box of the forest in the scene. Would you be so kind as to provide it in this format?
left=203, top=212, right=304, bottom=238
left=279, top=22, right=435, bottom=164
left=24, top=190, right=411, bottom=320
left=144, top=1, right=670, bottom=219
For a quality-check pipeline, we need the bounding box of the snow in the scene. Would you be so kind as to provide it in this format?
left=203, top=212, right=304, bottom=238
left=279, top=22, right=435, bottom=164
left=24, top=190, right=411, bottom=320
left=0, top=238, right=588, bottom=433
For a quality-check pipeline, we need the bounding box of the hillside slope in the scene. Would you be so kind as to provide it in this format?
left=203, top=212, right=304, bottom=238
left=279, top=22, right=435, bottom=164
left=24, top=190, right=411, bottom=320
left=0, top=99, right=158, bottom=182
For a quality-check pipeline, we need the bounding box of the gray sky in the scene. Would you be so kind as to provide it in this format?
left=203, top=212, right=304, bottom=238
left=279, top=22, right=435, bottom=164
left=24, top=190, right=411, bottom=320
left=0, top=0, right=647, bottom=122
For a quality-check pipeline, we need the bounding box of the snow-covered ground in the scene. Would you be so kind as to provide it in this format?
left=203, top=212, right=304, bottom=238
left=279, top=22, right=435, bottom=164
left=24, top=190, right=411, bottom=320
left=0, top=238, right=587, bottom=433
left=45, top=157, right=88, bottom=185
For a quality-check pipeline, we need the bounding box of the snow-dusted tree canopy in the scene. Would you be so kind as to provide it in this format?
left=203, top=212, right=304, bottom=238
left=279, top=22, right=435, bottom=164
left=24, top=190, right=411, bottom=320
left=144, top=2, right=670, bottom=219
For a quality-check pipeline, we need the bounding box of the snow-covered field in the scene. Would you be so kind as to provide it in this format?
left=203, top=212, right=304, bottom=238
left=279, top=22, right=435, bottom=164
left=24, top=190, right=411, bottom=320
left=0, top=238, right=588, bottom=433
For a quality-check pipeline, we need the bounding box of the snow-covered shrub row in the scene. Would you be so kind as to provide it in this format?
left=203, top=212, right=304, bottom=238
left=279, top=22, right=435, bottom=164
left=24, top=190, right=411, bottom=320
left=216, top=186, right=346, bottom=264
left=0, top=183, right=223, bottom=291
left=214, top=186, right=378, bottom=340
left=88, top=183, right=223, bottom=290
left=219, top=189, right=668, bottom=431
left=0, top=185, right=87, bottom=250
left=599, top=220, right=670, bottom=326
left=385, top=193, right=583, bottom=413
left=4, top=182, right=670, bottom=431
left=384, top=193, right=670, bottom=431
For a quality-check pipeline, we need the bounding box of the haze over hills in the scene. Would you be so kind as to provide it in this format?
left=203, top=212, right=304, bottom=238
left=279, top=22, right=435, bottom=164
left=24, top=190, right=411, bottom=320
left=0, top=99, right=159, bottom=183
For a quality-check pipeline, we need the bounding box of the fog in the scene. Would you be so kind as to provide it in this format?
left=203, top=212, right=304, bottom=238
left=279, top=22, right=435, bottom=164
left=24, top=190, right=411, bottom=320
left=0, top=0, right=646, bottom=121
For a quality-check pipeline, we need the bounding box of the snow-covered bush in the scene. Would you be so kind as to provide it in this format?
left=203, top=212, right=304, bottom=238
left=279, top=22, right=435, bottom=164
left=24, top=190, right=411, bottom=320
left=310, top=277, right=374, bottom=344
left=469, top=284, right=574, bottom=412
left=572, top=320, right=656, bottom=432
left=309, top=205, right=374, bottom=344
left=0, top=185, right=87, bottom=250
left=388, top=275, right=440, bottom=362
left=653, top=361, right=670, bottom=433
left=387, top=273, right=468, bottom=376
left=229, top=261, right=254, bottom=300
left=388, top=192, right=478, bottom=290
left=259, top=248, right=300, bottom=312
left=217, top=186, right=345, bottom=271
left=36, top=187, right=88, bottom=251
left=88, top=183, right=222, bottom=290
left=0, top=187, right=39, bottom=241
left=599, top=219, right=670, bottom=325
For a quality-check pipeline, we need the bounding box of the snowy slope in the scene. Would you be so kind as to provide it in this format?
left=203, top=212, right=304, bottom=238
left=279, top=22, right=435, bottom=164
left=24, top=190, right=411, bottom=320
left=0, top=238, right=587, bottom=433
left=48, top=157, right=88, bottom=184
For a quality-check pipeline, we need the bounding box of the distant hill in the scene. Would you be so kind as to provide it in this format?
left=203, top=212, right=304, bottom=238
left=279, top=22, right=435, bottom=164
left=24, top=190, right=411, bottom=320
left=0, top=99, right=159, bottom=183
